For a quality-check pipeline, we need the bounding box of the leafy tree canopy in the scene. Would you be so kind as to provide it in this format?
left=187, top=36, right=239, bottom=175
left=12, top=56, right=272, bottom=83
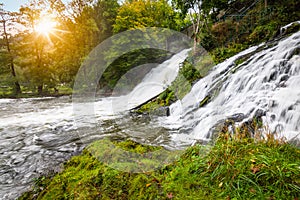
left=113, top=0, right=182, bottom=33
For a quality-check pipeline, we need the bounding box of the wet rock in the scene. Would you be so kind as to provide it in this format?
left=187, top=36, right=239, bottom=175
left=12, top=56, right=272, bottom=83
left=206, top=113, right=246, bottom=139
left=288, top=105, right=294, bottom=110
left=253, top=109, right=266, bottom=119
left=149, top=106, right=170, bottom=116
left=268, top=100, right=278, bottom=108
left=279, top=74, right=289, bottom=82
left=227, top=113, right=246, bottom=122
left=269, top=70, right=278, bottom=81
left=270, top=114, right=276, bottom=121
left=280, top=21, right=300, bottom=37
left=289, top=138, right=300, bottom=147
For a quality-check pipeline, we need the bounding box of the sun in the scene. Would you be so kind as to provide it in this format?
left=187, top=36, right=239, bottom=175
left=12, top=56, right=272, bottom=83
left=35, top=18, right=57, bottom=37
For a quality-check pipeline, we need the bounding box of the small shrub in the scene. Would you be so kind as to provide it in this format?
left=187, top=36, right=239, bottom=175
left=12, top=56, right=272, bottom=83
left=247, top=22, right=278, bottom=44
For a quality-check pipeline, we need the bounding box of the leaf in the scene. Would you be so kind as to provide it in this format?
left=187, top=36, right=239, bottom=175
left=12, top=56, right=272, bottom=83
left=249, top=188, right=256, bottom=193
left=146, top=183, right=151, bottom=187
left=219, top=182, right=223, bottom=187
left=167, top=193, right=173, bottom=199
left=251, top=166, right=260, bottom=174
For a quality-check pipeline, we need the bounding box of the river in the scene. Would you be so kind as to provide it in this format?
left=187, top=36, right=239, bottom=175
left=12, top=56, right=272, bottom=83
left=0, top=49, right=190, bottom=199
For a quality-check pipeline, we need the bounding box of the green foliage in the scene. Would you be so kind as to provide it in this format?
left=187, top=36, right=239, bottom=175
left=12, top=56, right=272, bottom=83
left=137, top=88, right=175, bottom=113
left=200, top=133, right=300, bottom=199
left=195, top=0, right=300, bottom=65
left=50, top=0, right=120, bottom=86
left=247, top=22, right=278, bottom=44
left=267, top=0, right=300, bottom=25
left=180, top=61, right=202, bottom=83
left=0, top=0, right=120, bottom=97
left=113, top=0, right=182, bottom=33
left=19, top=132, right=300, bottom=200
left=158, top=89, right=176, bottom=106
left=199, top=29, right=217, bottom=51
left=99, top=49, right=171, bottom=93
left=212, top=43, right=247, bottom=64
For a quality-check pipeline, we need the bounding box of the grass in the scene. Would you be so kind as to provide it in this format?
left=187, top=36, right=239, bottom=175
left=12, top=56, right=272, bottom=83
left=0, top=84, right=73, bottom=98
left=19, top=131, right=300, bottom=200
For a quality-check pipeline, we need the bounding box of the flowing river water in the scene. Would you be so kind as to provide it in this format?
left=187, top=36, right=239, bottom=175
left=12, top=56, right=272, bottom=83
left=0, top=97, right=171, bottom=199
left=1, top=30, right=300, bottom=199
left=0, top=49, right=190, bottom=199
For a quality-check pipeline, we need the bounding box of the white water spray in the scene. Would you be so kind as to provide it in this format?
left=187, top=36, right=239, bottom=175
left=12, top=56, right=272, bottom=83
left=162, top=31, right=300, bottom=143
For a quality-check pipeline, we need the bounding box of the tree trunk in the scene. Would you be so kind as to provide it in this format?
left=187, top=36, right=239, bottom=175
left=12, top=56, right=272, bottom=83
left=37, top=85, right=43, bottom=95
left=10, top=62, right=21, bottom=94
left=35, top=37, right=44, bottom=95
left=265, top=0, right=267, bottom=8
left=1, top=15, right=22, bottom=94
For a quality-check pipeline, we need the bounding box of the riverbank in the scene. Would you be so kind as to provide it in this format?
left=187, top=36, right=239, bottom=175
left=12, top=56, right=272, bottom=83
left=0, top=86, right=73, bottom=99
left=19, top=132, right=300, bottom=199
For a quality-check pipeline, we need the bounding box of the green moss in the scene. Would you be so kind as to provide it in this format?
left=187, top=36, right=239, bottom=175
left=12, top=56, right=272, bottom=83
left=137, top=101, right=162, bottom=114
left=136, top=88, right=175, bottom=114
left=20, top=133, right=300, bottom=200
left=112, top=139, right=162, bottom=154
left=199, top=96, right=211, bottom=108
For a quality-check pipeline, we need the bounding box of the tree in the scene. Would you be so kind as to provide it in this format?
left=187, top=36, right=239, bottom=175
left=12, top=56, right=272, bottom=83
left=172, top=0, right=205, bottom=51
left=0, top=4, right=21, bottom=94
left=16, top=0, right=56, bottom=94
left=92, top=0, right=186, bottom=94
left=92, top=0, right=119, bottom=41
left=113, top=0, right=181, bottom=33
left=35, top=0, right=120, bottom=91
left=172, top=0, right=231, bottom=51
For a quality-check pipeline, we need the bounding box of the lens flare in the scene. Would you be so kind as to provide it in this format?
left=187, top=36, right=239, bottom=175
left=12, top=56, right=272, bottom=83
left=35, top=18, right=57, bottom=36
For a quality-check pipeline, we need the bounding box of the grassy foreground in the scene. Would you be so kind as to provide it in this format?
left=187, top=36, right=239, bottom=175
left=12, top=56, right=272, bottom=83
left=19, top=133, right=300, bottom=200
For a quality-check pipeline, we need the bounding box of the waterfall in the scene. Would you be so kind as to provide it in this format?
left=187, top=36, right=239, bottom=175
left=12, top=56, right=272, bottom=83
left=107, top=48, right=191, bottom=112
left=126, top=48, right=191, bottom=109
left=161, top=31, right=300, bottom=144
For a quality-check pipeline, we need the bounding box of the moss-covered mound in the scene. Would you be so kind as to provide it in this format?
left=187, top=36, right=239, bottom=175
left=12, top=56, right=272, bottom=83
left=19, top=133, right=300, bottom=200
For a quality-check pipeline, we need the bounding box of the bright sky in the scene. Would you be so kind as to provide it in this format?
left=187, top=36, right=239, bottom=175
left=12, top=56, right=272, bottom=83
left=1, top=0, right=26, bottom=11
left=1, top=0, right=70, bottom=12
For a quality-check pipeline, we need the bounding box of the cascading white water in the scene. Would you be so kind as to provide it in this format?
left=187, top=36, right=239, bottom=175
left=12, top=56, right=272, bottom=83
left=162, top=31, right=300, bottom=144
left=108, top=48, right=191, bottom=112
left=127, top=49, right=190, bottom=108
